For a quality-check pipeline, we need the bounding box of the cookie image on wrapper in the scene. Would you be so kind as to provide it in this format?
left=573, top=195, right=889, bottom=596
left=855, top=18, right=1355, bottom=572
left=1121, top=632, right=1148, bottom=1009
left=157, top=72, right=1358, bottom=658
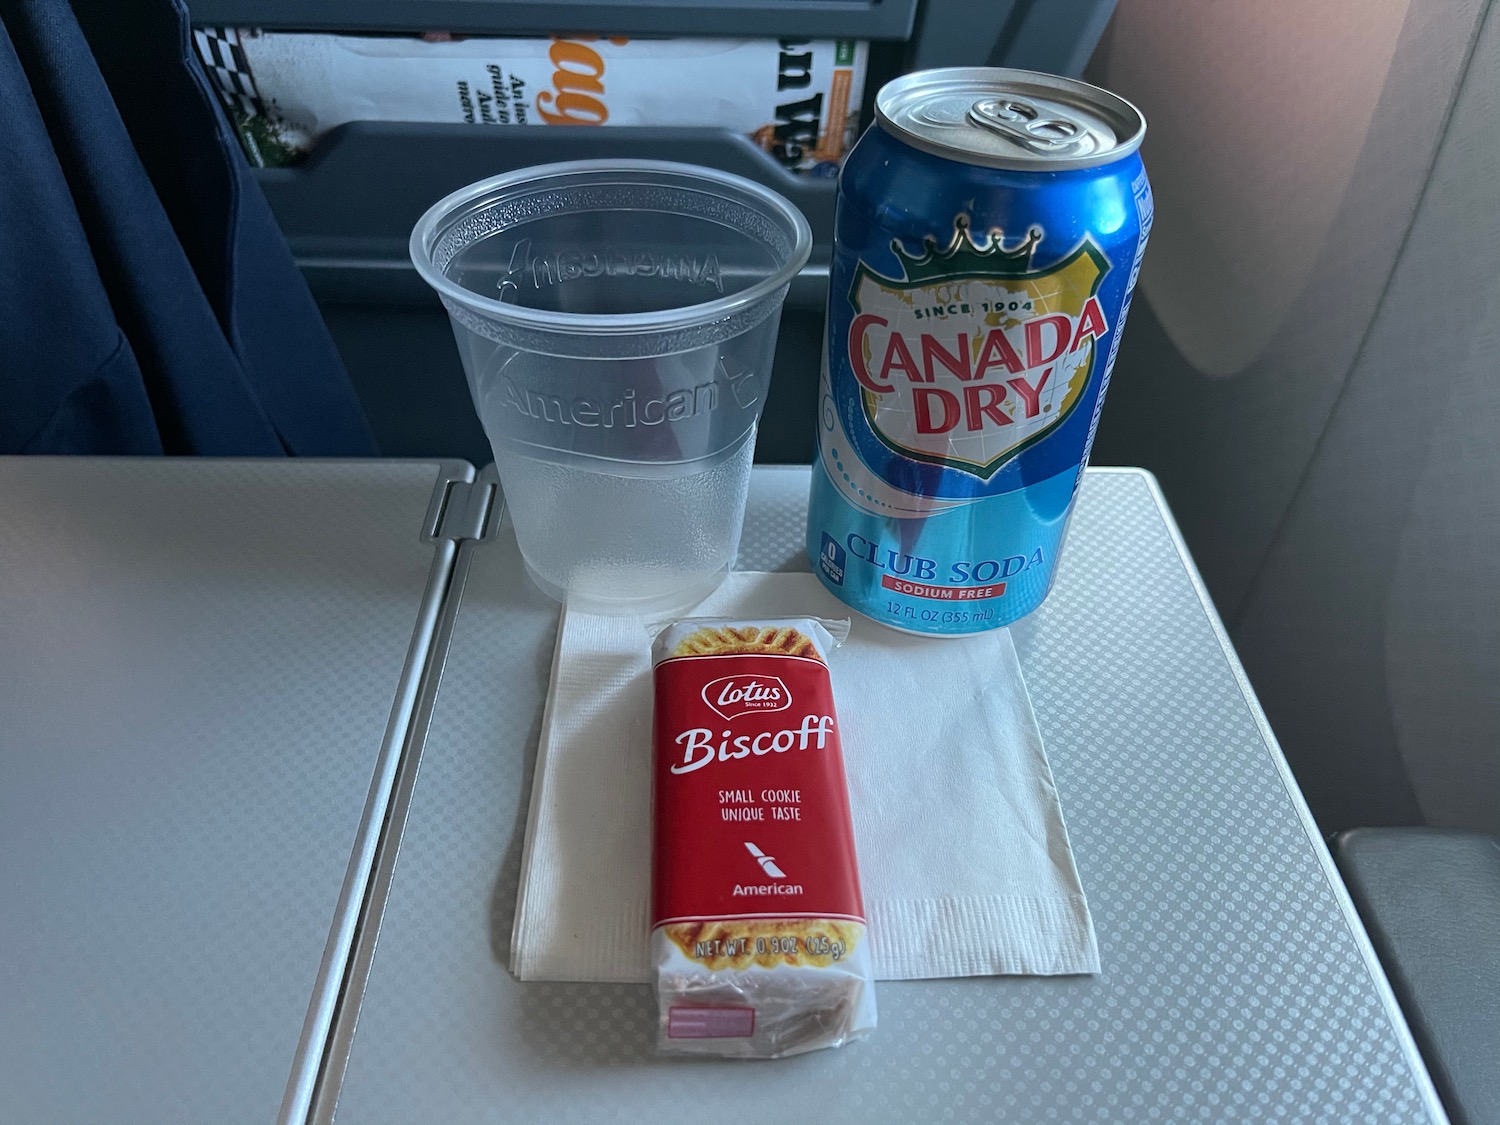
left=669, top=624, right=822, bottom=660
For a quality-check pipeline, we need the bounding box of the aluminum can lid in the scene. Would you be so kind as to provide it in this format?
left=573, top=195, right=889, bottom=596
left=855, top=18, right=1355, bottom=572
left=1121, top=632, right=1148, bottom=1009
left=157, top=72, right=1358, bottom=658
left=876, top=67, right=1146, bottom=171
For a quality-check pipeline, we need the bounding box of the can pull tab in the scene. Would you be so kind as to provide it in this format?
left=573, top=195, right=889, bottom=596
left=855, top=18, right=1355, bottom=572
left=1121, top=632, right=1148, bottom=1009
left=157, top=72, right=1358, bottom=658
left=968, top=97, right=1086, bottom=154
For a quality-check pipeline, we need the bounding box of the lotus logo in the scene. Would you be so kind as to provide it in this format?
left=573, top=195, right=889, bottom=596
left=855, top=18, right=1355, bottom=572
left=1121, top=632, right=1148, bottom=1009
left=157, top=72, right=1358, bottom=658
left=703, top=675, right=791, bottom=720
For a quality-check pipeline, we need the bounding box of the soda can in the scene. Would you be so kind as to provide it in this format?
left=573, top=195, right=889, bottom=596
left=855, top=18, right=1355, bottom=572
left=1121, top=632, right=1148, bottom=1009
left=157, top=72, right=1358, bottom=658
left=807, top=67, right=1152, bottom=635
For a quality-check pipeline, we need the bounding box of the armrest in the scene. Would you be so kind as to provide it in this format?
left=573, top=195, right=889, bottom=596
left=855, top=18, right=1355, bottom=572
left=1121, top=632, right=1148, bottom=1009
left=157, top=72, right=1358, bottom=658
left=1330, top=828, right=1500, bottom=1125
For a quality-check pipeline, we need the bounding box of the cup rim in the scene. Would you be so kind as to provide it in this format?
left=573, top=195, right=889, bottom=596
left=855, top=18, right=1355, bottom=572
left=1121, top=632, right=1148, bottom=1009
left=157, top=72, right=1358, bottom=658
left=408, top=159, right=814, bottom=336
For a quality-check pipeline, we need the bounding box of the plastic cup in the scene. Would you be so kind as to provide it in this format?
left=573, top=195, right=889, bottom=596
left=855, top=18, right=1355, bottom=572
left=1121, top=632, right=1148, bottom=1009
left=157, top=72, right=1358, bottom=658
left=411, top=160, right=812, bottom=614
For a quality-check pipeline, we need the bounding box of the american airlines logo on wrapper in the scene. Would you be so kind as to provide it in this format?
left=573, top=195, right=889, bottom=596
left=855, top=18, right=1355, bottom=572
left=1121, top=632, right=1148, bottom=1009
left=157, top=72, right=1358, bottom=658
left=702, top=675, right=792, bottom=720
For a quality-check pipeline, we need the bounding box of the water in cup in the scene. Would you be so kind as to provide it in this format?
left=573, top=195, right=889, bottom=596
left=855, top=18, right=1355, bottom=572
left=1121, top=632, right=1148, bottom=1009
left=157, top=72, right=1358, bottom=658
left=492, top=433, right=754, bottom=607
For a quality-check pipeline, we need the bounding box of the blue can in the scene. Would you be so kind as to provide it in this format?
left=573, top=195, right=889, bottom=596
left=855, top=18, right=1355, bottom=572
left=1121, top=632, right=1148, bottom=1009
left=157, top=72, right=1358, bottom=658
left=807, top=68, right=1153, bottom=635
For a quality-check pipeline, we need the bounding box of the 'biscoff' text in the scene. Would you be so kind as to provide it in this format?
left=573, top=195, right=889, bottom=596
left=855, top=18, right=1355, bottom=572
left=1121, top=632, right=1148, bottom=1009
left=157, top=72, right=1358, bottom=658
left=669, top=715, right=835, bottom=776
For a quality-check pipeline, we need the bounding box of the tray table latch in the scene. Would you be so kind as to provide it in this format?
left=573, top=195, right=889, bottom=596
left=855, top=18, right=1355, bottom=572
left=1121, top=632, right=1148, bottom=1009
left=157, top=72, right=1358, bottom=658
left=423, top=478, right=496, bottom=544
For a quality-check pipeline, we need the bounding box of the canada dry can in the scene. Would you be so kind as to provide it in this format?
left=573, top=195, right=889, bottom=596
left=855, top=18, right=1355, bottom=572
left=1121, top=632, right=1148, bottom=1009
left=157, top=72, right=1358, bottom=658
left=807, top=67, right=1152, bottom=635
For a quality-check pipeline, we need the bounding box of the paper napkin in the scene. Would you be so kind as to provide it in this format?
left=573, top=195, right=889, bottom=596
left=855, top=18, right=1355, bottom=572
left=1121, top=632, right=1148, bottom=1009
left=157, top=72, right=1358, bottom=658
left=511, top=571, right=1098, bottom=982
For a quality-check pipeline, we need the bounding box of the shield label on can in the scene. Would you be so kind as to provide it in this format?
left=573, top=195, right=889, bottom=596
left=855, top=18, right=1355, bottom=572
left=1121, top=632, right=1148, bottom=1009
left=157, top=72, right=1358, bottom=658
left=846, top=216, right=1111, bottom=480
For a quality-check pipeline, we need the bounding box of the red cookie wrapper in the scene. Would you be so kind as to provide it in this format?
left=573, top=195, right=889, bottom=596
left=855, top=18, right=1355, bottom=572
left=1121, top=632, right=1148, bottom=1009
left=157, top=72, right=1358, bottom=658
left=649, top=617, right=877, bottom=1058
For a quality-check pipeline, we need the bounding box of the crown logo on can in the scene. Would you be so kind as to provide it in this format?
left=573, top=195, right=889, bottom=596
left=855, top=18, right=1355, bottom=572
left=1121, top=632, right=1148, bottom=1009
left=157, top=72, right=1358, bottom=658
left=891, top=215, right=1042, bottom=283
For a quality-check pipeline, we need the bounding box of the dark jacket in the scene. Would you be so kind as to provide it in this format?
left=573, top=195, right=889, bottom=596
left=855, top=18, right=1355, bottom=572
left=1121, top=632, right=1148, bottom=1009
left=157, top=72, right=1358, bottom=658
left=0, top=0, right=376, bottom=455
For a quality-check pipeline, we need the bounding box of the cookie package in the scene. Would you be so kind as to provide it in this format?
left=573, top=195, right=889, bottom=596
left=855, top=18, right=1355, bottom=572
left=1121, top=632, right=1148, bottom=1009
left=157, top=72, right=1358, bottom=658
left=649, top=617, right=876, bottom=1058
